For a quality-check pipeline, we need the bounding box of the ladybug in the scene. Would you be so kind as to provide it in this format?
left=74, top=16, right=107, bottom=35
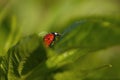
left=43, top=32, right=61, bottom=47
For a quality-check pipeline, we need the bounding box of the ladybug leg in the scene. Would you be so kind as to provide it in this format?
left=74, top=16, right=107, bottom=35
left=50, top=41, right=55, bottom=47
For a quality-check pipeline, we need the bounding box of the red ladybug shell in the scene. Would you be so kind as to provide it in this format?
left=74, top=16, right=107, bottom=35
left=43, top=33, right=55, bottom=47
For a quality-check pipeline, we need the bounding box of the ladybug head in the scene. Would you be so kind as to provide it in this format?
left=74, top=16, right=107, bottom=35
left=52, top=32, right=61, bottom=36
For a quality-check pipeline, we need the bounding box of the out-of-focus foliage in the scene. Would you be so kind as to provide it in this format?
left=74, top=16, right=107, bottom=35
left=0, top=0, right=120, bottom=80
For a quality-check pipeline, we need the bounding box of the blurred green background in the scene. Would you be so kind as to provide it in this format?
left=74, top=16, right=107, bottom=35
left=0, top=0, right=120, bottom=80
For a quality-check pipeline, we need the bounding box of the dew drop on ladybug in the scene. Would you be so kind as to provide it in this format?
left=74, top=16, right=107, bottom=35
left=43, top=32, right=61, bottom=47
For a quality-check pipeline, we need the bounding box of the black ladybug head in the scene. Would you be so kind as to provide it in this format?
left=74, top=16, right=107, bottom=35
left=52, top=32, right=61, bottom=36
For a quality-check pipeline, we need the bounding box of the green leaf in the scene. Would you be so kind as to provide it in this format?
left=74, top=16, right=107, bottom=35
left=1, top=34, right=47, bottom=80
left=55, top=18, right=120, bottom=53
